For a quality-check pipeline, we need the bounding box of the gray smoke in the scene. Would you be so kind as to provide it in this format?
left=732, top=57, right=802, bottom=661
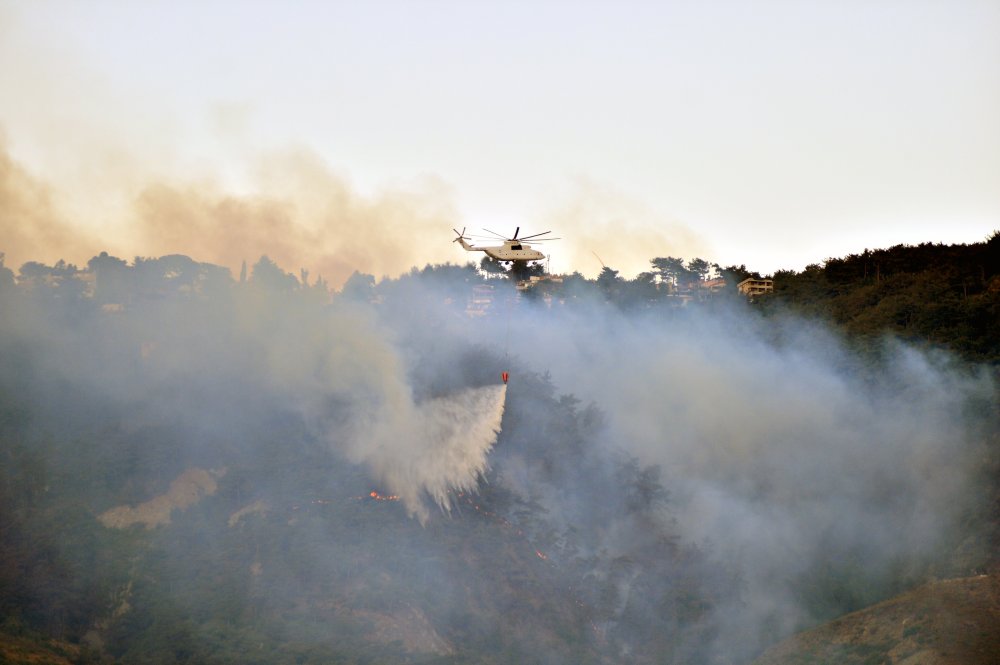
left=495, top=295, right=993, bottom=658
left=0, top=251, right=993, bottom=663
left=208, top=293, right=508, bottom=523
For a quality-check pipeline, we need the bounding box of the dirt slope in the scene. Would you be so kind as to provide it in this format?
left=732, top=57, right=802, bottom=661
left=0, top=631, right=80, bottom=665
left=754, top=575, right=1000, bottom=665
left=98, top=467, right=225, bottom=529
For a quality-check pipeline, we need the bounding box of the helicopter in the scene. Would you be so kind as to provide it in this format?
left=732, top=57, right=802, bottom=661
left=452, top=227, right=558, bottom=264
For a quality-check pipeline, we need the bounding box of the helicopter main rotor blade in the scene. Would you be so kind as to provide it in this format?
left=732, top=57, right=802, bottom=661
left=513, top=226, right=520, bottom=240
left=518, top=230, right=552, bottom=240
left=482, top=228, right=510, bottom=240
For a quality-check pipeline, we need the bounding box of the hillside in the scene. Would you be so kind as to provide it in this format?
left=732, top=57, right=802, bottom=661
left=753, top=575, right=1000, bottom=665
left=0, top=248, right=997, bottom=664
left=762, top=234, right=1000, bottom=363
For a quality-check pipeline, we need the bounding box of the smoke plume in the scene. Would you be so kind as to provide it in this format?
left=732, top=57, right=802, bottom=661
left=131, top=149, right=460, bottom=286
left=0, top=142, right=460, bottom=286
left=229, top=294, right=508, bottom=523
left=0, top=138, right=97, bottom=265
left=496, top=297, right=994, bottom=660
left=543, top=177, right=710, bottom=278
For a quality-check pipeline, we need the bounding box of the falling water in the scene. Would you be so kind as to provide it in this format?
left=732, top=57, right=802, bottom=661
left=350, top=384, right=508, bottom=524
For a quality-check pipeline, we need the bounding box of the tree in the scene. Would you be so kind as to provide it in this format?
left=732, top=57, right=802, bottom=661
left=479, top=256, right=507, bottom=277
left=250, top=256, right=298, bottom=292
left=686, top=258, right=711, bottom=284
left=622, top=271, right=659, bottom=307
left=340, top=271, right=376, bottom=301
left=509, top=261, right=545, bottom=282
left=596, top=266, right=622, bottom=299
left=87, top=252, right=131, bottom=304
left=0, top=254, right=13, bottom=292
left=720, top=264, right=760, bottom=285
left=650, top=257, right=690, bottom=290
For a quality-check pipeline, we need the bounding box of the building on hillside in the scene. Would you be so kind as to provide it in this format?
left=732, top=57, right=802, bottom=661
left=701, top=278, right=727, bottom=293
left=466, top=284, right=494, bottom=317
left=517, top=274, right=564, bottom=290
left=737, top=278, right=773, bottom=297
left=520, top=274, right=565, bottom=307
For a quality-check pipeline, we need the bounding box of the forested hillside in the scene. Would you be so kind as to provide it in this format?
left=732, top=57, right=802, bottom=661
left=0, top=241, right=997, bottom=664
left=0, top=255, right=733, bottom=664
left=763, top=233, right=1000, bottom=362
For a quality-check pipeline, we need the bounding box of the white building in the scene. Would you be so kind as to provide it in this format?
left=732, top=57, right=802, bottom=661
left=737, top=278, right=773, bottom=297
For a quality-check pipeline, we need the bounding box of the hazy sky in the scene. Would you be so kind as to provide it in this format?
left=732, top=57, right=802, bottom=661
left=1, top=0, right=998, bottom=279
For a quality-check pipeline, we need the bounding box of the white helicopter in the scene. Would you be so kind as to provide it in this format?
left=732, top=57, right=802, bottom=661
left=452, top=227, right=558, bottom=264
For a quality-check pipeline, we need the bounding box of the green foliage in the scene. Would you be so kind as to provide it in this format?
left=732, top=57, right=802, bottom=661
left=765, top=240, right=1000, bottom=362
left=251, top=255, right=300, bottom=292
left=651, top=256, right=689, bottom=287
left=0, top=253, right=17, bottom=290
left=340, top=271, right=376, bottom=301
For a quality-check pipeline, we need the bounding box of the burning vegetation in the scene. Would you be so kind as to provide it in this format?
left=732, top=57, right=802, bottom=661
left=366, top=490, right=400, bottom=502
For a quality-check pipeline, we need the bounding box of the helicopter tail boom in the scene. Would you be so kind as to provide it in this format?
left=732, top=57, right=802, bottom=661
left=453, top=228, right=481, bottom=253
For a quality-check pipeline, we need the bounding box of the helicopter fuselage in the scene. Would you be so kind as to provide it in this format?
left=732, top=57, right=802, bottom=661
left=457, top=237, right=545, bottom=263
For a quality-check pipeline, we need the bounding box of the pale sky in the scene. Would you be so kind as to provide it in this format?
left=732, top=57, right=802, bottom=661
left=1, top=0, right=998, bottom=281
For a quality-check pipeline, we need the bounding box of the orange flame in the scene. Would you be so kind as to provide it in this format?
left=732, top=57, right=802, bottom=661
left=366, top=490, right=399, bottom=501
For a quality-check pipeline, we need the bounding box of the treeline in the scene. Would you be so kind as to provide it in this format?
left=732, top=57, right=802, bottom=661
left=1, top=251, right=737, bottom=304
left=4, top=233, right=998, bottom=364
left=763, top=234, right=1000, bottom=362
